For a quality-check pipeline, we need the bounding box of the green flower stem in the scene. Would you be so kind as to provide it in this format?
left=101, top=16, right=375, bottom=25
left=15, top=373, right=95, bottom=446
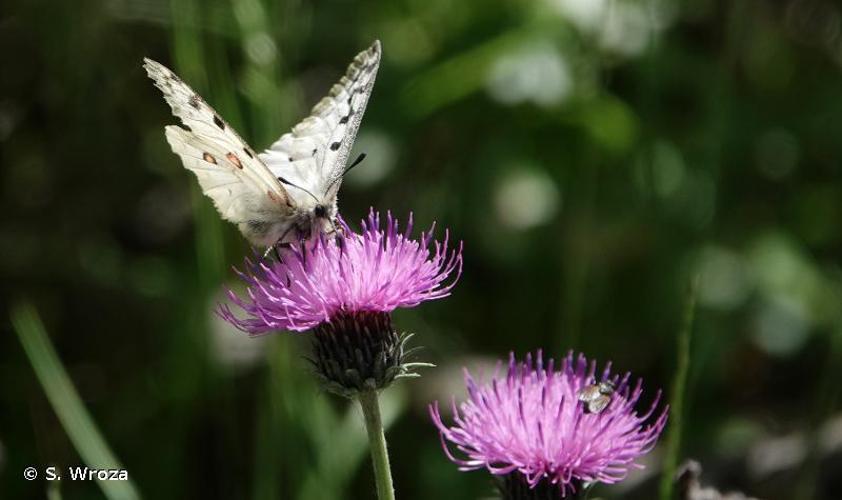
left=658, top=279, right=698, bottom=500
left=358, top=389, right=396, bottom=500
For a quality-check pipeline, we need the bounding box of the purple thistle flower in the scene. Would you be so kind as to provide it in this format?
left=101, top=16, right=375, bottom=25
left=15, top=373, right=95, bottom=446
left=220, top=210, right=462, bottom=397
left=220, top=210, right=462, bottom=335
left=429, top=351, right=668, bottom=498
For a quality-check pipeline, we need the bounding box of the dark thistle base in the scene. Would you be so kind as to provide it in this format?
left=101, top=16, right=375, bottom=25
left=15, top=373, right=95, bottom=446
left=310, top=311, right=427, bottom=398
left=497, top=473, right=589, bottom=500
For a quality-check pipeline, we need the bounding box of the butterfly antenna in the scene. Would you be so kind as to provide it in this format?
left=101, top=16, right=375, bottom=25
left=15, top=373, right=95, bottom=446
left=344, top=152, right=367, bottom=175
left=325, top=153, right=367, bottom=195
left=277, top=176, right=321, bottom=204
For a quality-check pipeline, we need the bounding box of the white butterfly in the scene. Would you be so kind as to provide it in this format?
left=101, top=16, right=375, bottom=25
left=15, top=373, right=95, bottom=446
left=144, top=40, right=381, bottom=248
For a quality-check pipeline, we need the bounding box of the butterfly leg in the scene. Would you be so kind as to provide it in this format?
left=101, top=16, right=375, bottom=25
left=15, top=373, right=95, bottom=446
left=326, top=218, right=346, bottom=248
left=300, top=239, right=307, bottom=269
left=263, top=223, right=301, bottom=261
left=261, top=243, right=286, bottom=263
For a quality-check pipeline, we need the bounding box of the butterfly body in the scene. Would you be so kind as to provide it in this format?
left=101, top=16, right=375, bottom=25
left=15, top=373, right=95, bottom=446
left=144, top=41, right=381, bottom=248
left=237, top=202, right=329, bottom=248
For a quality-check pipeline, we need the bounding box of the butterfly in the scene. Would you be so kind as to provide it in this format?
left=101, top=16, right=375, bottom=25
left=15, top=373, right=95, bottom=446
left=143, top=40, right=381, bottom=249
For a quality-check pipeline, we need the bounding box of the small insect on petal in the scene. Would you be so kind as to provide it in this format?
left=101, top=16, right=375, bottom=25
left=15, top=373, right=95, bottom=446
left=598, top=381, right=616, bottom=394
left=587, top=395, right=611, bottom=414
left=578, top=381, right=615, bottom=414
left=226, top=152, right=243, bottom=169
left=203, top=152, right=217, bottom=164
left=578, top=384, right=601, bottom=403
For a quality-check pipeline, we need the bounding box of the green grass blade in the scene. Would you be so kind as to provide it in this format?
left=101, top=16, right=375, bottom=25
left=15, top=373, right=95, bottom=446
left=658, top=278, right=698, bottom=500
left=169, top=0, right=227, bottom=290
left=11, top=301, right=141, bottom=500
left=46, top=482, right=62, bottom=500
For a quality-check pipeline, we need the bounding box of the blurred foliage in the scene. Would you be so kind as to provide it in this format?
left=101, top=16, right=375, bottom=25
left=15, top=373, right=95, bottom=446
left=2, top=0, right=842, bottom=498
left=11, top=301, right=140, bottom=500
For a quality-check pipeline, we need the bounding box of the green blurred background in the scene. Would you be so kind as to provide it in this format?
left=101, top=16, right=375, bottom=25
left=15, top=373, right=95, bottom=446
left=3, top=0, right=842, bottom=498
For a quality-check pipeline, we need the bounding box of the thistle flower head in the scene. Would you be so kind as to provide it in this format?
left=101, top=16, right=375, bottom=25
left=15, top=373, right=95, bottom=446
left=430, top=351, right=668, bottom=498
left=220, top=210, right=462, bottom=335
left=220, top=210, right=462, bottom=397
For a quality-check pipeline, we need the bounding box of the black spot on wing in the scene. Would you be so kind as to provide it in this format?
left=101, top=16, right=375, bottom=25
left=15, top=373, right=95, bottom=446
left=183, top=125, right=192, bottom=132
left=213, top=115, right=225, bottom=130
left=339, top=114, right=350, bottom=125
left=243, top=147, right=254, bottom=158
left=330, top=141, right=341, bottom=151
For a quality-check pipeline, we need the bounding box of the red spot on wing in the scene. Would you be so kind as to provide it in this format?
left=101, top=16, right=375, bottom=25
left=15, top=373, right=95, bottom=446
left=226, top=152, right=243, bottom=169
left=202, top=152, right=217, bottom=164
left=267, top=190, right=292, bottom=209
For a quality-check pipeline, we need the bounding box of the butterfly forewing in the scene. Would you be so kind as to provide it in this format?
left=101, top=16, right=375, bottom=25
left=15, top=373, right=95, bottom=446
left=163, top=126, right=276, bottom=221
left=321, top=41, right=382, bottom=192
left=259, top=41, right=382, bottom=206
left=143, top=58, right=290, bottom=214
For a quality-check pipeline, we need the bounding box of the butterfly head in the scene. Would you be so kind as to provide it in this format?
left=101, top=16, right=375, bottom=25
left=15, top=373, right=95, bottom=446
left=297, top=201, right=338, bottom=239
